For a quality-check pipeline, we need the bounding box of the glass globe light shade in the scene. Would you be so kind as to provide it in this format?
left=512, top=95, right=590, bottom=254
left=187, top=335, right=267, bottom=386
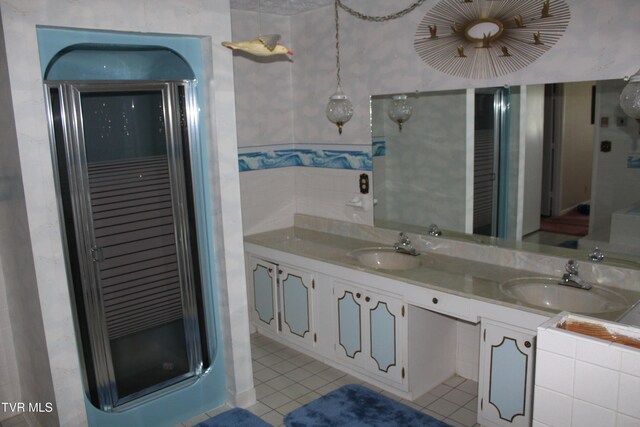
left=326, top=85, right=354, bottom=135
left=387, top=94, right=413, bottom=132
left=620, top=69, right=640, bottom=124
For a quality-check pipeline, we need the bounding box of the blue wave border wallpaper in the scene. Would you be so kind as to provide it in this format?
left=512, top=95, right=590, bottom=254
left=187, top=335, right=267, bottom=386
left=238, top=147, right=373, bottom=172
left=372, top=139, right=386, bottom=157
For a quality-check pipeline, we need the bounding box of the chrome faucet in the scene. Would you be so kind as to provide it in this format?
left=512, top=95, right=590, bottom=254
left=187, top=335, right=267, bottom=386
left=393, top=232, right=419, bottom=256
left=589, top=247, right=605, bottom=263
left=558, top=259, right=592, bottom=290
left=428, top=224, right=442, bottom=237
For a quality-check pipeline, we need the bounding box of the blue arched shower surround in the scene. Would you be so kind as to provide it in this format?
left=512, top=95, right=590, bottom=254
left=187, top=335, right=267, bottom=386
left=37, top=27, right=225, bottom=427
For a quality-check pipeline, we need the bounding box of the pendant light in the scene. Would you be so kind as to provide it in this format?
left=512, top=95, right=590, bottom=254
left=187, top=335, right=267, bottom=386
left=387, top=94, right=413, bottom=132
left=325, top=0, right=426, bottom=134
left=326, top=0, right=353, bottom=135
left=620, top=68, right=640, bottom=131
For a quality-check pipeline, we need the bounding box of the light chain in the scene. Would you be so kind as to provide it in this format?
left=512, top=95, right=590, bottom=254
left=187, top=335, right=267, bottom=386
left=337, top=0, right=426, bottom=22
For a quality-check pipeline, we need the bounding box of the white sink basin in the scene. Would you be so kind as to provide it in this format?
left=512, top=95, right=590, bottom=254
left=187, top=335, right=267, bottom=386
left=500, top=277, right=628, bottom=314
left=350, top=247, right=421, bottom=271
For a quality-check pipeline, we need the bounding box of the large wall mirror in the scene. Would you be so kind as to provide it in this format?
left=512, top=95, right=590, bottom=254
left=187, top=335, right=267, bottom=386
left=371, top=79, right=640, bottom=269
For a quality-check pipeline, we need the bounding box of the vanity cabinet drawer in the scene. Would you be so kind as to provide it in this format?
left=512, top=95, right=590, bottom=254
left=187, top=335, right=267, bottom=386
left=410, top=287, right=474, bottom=321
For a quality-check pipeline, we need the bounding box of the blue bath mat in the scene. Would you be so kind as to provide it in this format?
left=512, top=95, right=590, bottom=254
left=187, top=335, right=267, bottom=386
left=284, top=384, right=452, bottom=426
left=196, top=407, right=272, bottom=427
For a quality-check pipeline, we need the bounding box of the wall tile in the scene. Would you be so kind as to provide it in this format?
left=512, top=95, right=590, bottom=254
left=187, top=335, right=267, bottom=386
left=571, top=399, right=615, bottom=427
left=537, top=327, right=576, bottom=358
left=240, top=167, right=296, bottom=235
left=533, top=386, right=573, bottom=427
left=535, top=349, right=574, bottom=396
left=616, top=413, right=640, bottom=427
left=295, top=168, right=373, bottom=226
left=574, top=361, right=618, bottom=410
left=619, top=346, right=640, bottom=377
left=618, top=373, right=640, bottom=419
left=575, top=336, right=621, bottom=370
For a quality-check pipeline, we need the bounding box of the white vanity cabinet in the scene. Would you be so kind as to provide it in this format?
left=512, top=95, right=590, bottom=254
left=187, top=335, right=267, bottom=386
left=247, top=256, right=316, bottom=348
left=333, top=279, right=406, bottom=388
left=478, top=319, right=536, bottom=427
left=245, top=243, right=547, bottom=409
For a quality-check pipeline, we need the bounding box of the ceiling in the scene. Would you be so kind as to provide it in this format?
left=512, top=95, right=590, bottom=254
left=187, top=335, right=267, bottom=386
left=230, top=0, right=333, bottom=15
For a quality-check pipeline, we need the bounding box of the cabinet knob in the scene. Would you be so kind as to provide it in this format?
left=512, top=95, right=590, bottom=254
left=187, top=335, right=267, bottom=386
left=268, top=268, right=273, bottom=273
left=432, top=297, right=438, bottom=304
left=356, top=293, right=361, bottom=299
left=524, top=341, right=532, bottom=348
left=365, top=296, right=370, bottom=302
left=278, top=269, right=283, bottom=275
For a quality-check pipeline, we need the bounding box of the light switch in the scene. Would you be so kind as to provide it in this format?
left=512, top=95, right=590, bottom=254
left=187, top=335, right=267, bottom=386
left=359, top=173, right=369, bottom=194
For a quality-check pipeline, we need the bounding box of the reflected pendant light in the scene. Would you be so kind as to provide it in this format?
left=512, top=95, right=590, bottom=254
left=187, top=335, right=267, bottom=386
left=326, top=0, right=353, bottom=134
left=620, top=68, right=640, bottom=131
left=387, top=94, right=413, bottom=131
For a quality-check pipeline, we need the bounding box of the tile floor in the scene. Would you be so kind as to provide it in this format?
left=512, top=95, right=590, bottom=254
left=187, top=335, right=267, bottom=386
left=1, top=333, right=481, bottom=427
left=180, top=333, right=481, bottom=427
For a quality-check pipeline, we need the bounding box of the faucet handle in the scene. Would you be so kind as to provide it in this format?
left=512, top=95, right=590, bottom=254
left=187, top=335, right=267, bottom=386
left=565, top=259, right=579, bottom=275
left=589, top=247, right=605, bottom=263
left=428, top=224, right=442, bottom=237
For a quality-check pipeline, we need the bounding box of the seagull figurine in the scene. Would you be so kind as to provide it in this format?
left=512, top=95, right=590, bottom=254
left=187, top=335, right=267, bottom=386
left=221, top=34, right=293, bottom=57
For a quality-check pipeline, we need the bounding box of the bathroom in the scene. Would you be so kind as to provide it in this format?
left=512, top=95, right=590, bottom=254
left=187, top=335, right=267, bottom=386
left=0, top=0, right=639, bottom=426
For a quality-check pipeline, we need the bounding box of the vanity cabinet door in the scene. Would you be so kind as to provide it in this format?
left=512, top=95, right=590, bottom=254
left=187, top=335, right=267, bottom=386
left=478, top=319, right=535, bottom=427
left=334, top=282, right=365, bottom=364
left=247, top=256, right=316, bottom=348
left=248, top=257, right=278, bottom=334
left=278, top=265, right=315, bottom=347
left=366, top=292, right=405, bottom=383
left=333, top=280, right=406, bottom=386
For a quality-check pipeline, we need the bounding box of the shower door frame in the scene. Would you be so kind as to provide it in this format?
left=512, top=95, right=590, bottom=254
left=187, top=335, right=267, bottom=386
left=473, top=87, right=511, bottom=239
left=44, top=80, right=206, bottom=411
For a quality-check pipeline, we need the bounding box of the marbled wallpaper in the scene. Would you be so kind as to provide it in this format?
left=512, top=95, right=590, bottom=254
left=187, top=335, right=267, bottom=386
left=371, top=91, right=468, bottom=232
left=591, top=79, right=640, bottom=242
left=235, top=0, right=640, bottom=235
left=291, top=0, right=640, bottom=144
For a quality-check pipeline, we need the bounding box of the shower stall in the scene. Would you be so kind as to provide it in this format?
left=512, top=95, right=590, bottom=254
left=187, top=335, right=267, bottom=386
left=45, top=61, right=211, bottom=410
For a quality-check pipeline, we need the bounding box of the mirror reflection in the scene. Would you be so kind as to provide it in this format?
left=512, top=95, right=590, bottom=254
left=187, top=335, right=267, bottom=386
left=371, top=79, right=640, bottom=268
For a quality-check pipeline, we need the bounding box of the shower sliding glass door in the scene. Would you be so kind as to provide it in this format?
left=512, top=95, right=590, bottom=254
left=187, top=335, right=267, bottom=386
left=473, top=87, right=511, bottom=239
left=45, top=81, right=208, bottom=410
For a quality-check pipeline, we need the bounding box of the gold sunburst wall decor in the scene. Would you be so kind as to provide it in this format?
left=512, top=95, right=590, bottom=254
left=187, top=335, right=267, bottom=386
left=414, top=0, right=570, bottom=79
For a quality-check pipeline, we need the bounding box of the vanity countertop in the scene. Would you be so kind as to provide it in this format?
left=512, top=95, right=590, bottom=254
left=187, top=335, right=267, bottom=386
left=245, top=226, right=640, bottom=323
